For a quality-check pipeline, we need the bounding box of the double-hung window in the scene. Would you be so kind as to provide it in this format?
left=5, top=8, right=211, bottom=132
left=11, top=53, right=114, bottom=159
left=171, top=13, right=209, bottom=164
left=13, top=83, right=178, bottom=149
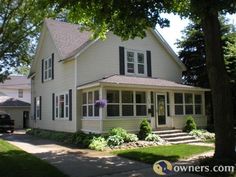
left=82, top=90, right=100, bottom=118
left=55, top=92, right=69, bottom=119
left=125, top=49, right=146, bottom=76
left=18, top=89, right=23, bottom=98
left=44, top=57, right=52, bottom=81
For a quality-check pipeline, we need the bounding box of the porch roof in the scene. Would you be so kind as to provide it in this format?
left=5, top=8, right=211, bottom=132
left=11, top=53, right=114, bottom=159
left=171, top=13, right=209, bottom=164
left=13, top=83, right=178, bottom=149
left=77, top=75, right=210, bottom=91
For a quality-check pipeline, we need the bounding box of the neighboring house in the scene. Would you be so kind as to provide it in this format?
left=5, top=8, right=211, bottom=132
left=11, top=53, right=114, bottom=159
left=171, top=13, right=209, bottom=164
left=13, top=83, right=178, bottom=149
left=0, top=76, right=31, bottom=128
left=0, top=76, right=31, bottom=103
left=29, top=19, right=209, bottom=133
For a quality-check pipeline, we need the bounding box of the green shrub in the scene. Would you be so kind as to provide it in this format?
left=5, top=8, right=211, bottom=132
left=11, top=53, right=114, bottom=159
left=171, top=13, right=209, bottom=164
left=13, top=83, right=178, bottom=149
left=138, top=119, right=152, bottom=140
left=89, top=137, right=107, bottom=151
left=124, top=133, right=138, bottom=142
left=145, top=133, right=162, bottom=142
left=183, top=116, right=197, bottom=132
left=108, top=128, right=128, bottom=139
left=190, top=129, right=215, bottom=141
left=107, top=135, right=124, bottom=146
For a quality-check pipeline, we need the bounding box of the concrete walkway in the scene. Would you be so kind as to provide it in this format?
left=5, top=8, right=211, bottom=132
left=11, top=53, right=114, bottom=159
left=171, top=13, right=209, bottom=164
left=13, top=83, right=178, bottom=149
left=0, top=130, right=208, bottom=177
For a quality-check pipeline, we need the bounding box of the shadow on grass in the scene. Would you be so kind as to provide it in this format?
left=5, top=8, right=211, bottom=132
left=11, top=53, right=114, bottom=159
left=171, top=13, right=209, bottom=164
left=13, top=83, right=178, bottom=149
left=115, top=151, right=180, bottom=164
left=0, top=150, right=68, bottom=177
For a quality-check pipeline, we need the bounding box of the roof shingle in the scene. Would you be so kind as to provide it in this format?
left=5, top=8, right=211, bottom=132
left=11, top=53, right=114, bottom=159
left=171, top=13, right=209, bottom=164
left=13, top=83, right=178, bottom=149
left=0, top=96, right=30, bottom=107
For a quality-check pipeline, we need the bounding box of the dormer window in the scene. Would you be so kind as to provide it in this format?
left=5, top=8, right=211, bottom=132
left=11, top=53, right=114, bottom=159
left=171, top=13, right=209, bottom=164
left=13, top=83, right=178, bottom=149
left=125, top=49, right=146, bottom=76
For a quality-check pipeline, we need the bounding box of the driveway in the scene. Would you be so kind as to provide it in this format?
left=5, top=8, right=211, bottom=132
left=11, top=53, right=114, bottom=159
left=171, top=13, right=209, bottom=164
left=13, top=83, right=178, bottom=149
left=0, top=130, right=203, bottom=177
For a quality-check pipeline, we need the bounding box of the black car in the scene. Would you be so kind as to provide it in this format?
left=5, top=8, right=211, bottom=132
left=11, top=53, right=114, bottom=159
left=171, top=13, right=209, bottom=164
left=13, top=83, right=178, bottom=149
left=0, top=112, right=14, bottom=133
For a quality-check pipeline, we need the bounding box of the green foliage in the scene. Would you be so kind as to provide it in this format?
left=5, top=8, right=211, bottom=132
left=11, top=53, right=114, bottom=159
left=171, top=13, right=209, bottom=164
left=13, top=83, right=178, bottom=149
left=145, top=134, right=162, bottom=142
left=26, top=128, right=98, bottom=148
left=108, top=128, right=128, bottom=139
left=138, top=119, right=152, bottom=140
left=0, top=0, right=58, bottom=81
left=190, top=129, right=215, bottom=141
left=183, top=116, right=197, bottom=132
left=107, top=135, right=124, bottom=146
left=88, top=137, right=107, bottom=151
left=124, top=133, right=138, bottom=142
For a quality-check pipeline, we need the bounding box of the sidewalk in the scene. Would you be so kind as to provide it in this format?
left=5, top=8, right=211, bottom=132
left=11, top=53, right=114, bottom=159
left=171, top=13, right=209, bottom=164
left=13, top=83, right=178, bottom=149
left=1, top=130, right=207, bottom=177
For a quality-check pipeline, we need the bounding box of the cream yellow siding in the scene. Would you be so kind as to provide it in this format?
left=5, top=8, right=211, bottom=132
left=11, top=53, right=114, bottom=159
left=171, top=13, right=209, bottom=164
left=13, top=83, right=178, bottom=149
left=81, top=119, right=101, bottom=133
left=30, top=28, right=77, bottom=132
left=172, top=116, right=207, bottom=129
left=103, top=118, right=144, bottom=132
left=77, top=31, right=183, bottom=86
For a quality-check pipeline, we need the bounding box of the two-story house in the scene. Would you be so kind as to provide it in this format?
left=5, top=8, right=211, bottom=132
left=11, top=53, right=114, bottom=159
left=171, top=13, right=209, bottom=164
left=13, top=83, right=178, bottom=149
left=0, top=76, right=31, bottom=128
left=29, top=19, right=209, bottom=133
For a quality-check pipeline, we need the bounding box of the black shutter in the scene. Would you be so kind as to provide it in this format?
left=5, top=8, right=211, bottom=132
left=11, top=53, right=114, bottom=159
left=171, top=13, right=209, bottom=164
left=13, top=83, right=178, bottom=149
left=34, top=97, right=36, bottom=120
left=69, top=89, right=72, bottom=121
left=119, top=46, right=125, bottom=75
left=52, top=93, right=55, bottom=120
left=41, top=59, right=44, bottom=83
left=39, top=96, right=42, bottom=120
left=146, top=50, right=152, bottom=77
left=51, top=53, right=54, bottom=80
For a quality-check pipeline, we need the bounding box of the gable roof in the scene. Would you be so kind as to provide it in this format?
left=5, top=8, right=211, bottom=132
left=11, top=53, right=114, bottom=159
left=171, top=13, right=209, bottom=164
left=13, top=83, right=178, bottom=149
left=77, top=75, right=210, bottom=91
left=45, top=19, right=92, bottom=60
left=0, top=76, right=30, bottom=89
left=0, top=96, right=30, bottom=107
left=30, top=19, right=185, bottom=76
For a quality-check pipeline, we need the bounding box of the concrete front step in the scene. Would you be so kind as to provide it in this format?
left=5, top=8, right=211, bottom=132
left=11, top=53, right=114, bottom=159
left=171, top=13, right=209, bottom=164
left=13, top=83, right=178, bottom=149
left=153, top=129, right=201, bottom=144
left=159, top=132, right=190, bottom=138
left=164, top=135, right=196, bottom=142
left=153, top=129, right=182, bottom=135
left=171, top=139, right=202, bottom=144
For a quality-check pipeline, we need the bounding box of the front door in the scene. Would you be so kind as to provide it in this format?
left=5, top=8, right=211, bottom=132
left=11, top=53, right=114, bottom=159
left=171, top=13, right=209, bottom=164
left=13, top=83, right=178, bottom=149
left=156, top=94, right=166, bottom=126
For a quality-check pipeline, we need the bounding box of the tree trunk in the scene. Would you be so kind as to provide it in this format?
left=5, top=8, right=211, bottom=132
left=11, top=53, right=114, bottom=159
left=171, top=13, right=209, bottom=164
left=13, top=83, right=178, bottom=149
left=201, top=12, right=235, bottom=160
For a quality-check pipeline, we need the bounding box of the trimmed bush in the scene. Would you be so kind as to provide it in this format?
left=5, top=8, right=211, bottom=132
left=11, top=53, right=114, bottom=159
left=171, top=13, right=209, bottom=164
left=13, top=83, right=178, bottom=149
left=89, top=137, right=107, bottom=151
left=125, top=133, right=138, bottom=142
left=107, top=135, right=124, bottom=146
left=145, top=133, right=162, bottom=142
left=183, top=116, right=197, bottom=132
left=138, top=119, right=152, bottom=140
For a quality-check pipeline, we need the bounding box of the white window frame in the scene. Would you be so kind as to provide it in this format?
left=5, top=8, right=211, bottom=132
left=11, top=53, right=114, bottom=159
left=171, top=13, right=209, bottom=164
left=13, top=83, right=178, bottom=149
left=44, top=57, right=52, bottom=82
left=106, top=89, right=148, bottom=118
left=125, top=49, right=147, bottom=76
left=82, top=90, right=100, bottom=118
left=174, top=92, right=203, bottom=116
left=55, top=92, right=69, bottom=120
left=36, top=96, right=40, bottom=119
left=18, top=89, right=23, bottom=98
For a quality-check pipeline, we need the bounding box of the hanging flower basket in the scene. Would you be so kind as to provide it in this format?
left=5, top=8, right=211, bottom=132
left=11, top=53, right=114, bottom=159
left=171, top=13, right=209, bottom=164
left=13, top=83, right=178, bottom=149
left=95, top=99, right=107, bottom=108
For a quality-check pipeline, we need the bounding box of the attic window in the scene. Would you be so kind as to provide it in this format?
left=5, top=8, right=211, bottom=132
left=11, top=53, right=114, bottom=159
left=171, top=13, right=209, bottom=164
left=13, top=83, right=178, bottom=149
left=44, top=57, right=52, bottom=81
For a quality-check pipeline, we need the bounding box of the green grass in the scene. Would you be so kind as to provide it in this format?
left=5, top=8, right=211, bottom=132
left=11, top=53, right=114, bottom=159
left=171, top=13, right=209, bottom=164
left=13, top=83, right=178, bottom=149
left=112, top=144, right=214, bottom=164
left=0, top=139, right=68, bottom=177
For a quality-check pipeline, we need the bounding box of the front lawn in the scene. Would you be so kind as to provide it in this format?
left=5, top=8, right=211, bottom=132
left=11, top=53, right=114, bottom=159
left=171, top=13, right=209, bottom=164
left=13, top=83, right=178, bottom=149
left=0, top=139, right=68, bottom=177
left=112, top=144, right=214, bottom=164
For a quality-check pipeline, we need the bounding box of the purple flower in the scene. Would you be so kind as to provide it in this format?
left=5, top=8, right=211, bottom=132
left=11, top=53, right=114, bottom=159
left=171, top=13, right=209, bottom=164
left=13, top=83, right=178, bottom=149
left=95, top=99, right=107, bottom=108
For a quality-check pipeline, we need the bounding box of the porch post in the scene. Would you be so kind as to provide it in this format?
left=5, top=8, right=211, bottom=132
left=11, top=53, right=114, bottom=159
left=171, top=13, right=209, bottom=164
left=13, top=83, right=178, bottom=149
left=99, top=86, right=105, bottom=133
left=169, top=92, right=175, bottom=127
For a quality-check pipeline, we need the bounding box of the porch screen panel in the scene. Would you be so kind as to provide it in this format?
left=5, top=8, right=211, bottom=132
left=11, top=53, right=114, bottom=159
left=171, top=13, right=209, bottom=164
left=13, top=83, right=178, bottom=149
left=107, top=90, right=120, bottom=116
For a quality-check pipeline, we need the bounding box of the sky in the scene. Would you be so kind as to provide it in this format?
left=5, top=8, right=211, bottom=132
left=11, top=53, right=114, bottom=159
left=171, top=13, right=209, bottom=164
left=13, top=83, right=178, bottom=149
left=156, top=13, right=236, bottom=54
